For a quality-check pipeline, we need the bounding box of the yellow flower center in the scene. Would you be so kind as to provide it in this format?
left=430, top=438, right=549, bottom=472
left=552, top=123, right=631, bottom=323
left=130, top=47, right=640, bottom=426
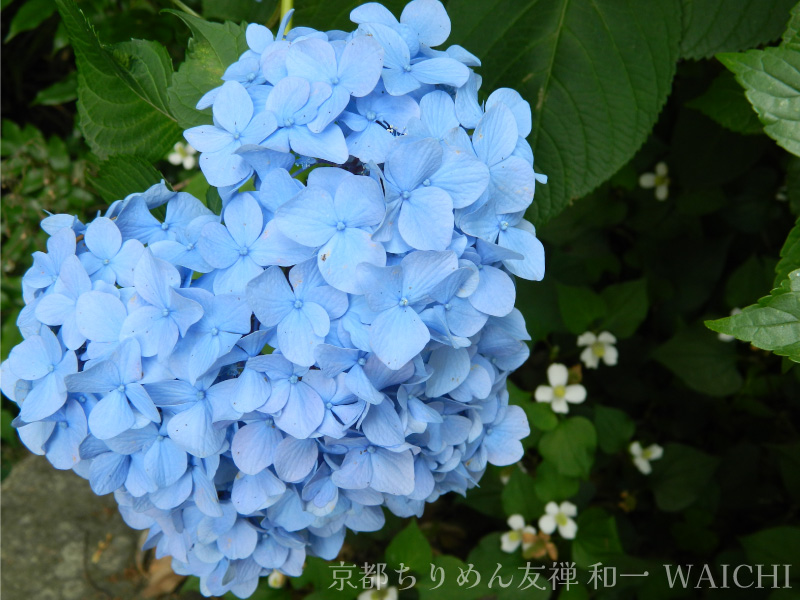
left=553, top=385, right=566, bottom=398
left=591, top=341, right=605, bottom=357
left=556, top=513, right=569, bottom=527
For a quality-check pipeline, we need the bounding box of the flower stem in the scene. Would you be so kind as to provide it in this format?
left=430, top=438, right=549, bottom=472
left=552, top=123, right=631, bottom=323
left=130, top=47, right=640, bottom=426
left=170, top=0, right=200, bottom=18
left=280, top=0, right=293, bottom=31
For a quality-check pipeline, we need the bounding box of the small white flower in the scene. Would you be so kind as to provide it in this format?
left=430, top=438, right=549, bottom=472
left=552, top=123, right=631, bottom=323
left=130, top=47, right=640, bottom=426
left=577, top=331, right=618, bottom=369
left=534, top=364, right=586, bottom=414
left=500, top=514, right=537, bottom=553
left=639, top=161, right=670, bottom=201
left=268, top=569, right=286, bottom=588
left=538, top=501, right=578, bottom=539
left=358, top=586, right=399, bottom=600
left=629, top=441, right=664, bottom=475
left=718, top=308, right=742, bottom=342
left=167, top=141, right=197, bottom=169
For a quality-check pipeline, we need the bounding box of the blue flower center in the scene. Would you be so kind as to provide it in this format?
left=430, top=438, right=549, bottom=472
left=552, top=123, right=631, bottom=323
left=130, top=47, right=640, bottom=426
left=284, top=118, right=295, bottom=127
left=366, top=110, right=377, bottom=121
left=500, top=221, right=509, bottom=231
left=486, top=427, right=494, bottom=436
left=444, top=303, right=452, bottom=311
left=336, top=221, right=346, bottom=231
left=331, top=76, right=339, bottom=85
left=162, top=308, right=170, bottom=317
left=399, top=297, right=409, bottom=306
left=59, top=421, right=67, bottom=429
left=247, top=72, right=256, bottom=81
left=294, top=300, right=303, bottom=309
left=196, top=391, right=206, bottom=400
left=157, top=435, right=164, bottom=441
left=239, top=248, right=249, bottom=256
left=401, top=191, right=410, bottom=199
left=326, top=401, right=333, bottom=409
left=211, top=327, right=219, bottom=336
left=51, top=275, right=58, bottom=283
left=48, top=364, right=55, bottom=373
left=161, top=222, right=169, bottom=230
left=186, top=243, right=195, bottom=250
left=358, top=358, right=366, bottom=366
left=117, top=384, right=125, bottom=392
left=367, top=446, right=376, bottom=453
left=78, top=396, right=87, bottom=403
left=422, top=179, right=431, bottom=186
left=233, top=132, right=241, bottom=140
left=403, top=65, right=412, bottom=72
left=289, top=375, right=299, bottom=384
left=103, top=258, right=110, bottom=265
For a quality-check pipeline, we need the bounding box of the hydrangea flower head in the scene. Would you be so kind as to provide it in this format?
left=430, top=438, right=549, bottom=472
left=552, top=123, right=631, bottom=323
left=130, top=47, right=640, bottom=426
left=3, top=1, right=548, bottom=596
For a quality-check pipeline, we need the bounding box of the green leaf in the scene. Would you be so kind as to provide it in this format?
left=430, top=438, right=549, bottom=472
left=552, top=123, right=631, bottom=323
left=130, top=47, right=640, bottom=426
left=538, top=416, right=597, bottom=479
left=706, top=269, right=800, bottom=363
left=719, top=46, right=800, bottom=157
left=202, top=0, right=278, bottom=23
left=572, top=508, right=624, bottom=569
left=652, top=327, right=743, bottom=396
left=725, top=255, right=778, bottom=309
left=680, top=0, right=796, bottom=59
left=417, top=555, right=486, bottom=600
left=294, top=1, right=407, bottom=31
left=556, top=283, right=606, bottom=335
left=206, top=185, right=223, bottom=214
left=502, top=469, right=542, bottom=521
left=740, top=526, right=800, bottom=568
left=650, top=443, right=719, bottom=512
left=776, top=218, right=800, bottom=285
left=384, top=520, right=432, bottom=575
left=90, top=156, right=164, bottom=203
left=593, top=405, right=635, bottom=454
left=447, top=0, right=681, bottom=224
left=599, top=279, right=648, bottom=339
left=526, top=402, right=559, bottom=432
left=55, top=0, right=181, bottom=162
left=31, top=72, right=77, bottom=106
left=783, top=1, right=800, bottom=47
left=532, top=459, right=579, bottom=502
left=166, top=10, right=249, bottom=129
left=769, top=442, right=800, bottom=501
left=686, top=71, right=764, bottom=135
left=5, top=0, right=56, bottom=42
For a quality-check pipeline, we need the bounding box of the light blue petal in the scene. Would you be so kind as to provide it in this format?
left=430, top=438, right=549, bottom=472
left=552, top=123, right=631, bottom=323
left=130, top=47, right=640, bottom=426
left=370, top=448, right=414, bottom=494
left=338, top=36, right=384, bottom=96
left=411, top=56, right=468, bottom=86
left=288, top=123, right=349, bottom=164
left=76, top=291, right=126, bottom=343
left=213, top=81, right=254, bottom=135
left=401, top=250, right=458, bottom=303
left=399, top=186, right=453, bottom=251
left=361, top=399, right=404, bottom=446
left=401, top=0, right=451, bottom=47
left=274, top=437, right=318, bottom=482
left=473, top=103, right=518, bottom=166
left=247, top=267, right=295, bottom=326
left=168, top=401, right=226, bottom=458
left=231, top=420, right=282, bottom=474
left=425, top=346, right=470, bottom=397
left=88, top=389, right=135, bottom=439
left=275, top=186, right=336, bottom=247
left=274, top=383, right=324, bottom=439
left=89, top=451, right=129, bottom=495
left=144, top=436, right=188, bottom=487
left=370, top=305, right=429, bottom=370
left=499, top=220, right=545, bottom=281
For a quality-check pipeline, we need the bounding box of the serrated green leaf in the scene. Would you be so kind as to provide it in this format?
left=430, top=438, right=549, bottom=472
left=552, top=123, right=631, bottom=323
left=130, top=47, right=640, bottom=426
left=538, top=416, right=596, bottom=479
left=502, top=469, right=542, bottom=521
left=650, top=443, right=719, bottom=512
left=31, top=72, right=77, bottom=106
left=90, top=156, right=164, bottom=203
left=166, top=10, right=249, bottom=129
left=556, top=283, right=606, bottom=335
left=4, top=0, right=56, bottom=42
left=55, top=0, right=181, bottom=161
left=686, top=71, right=764, bottom=135
left=719, top=47, right=800, bottom=157
left=652, top=327, right=743, bottom=396
left=680, top=0, right=796, bottom=60
left=594, top=405, right=635, bottom=454
left=776, top=218, right=800, bottom=285
left=783, top=2, right=800, bottom=47
left=448, top=0, right=680, bottom=224
left=385, top=520, right=432, bottom=575
left=599, top=278, right=648, bottom=339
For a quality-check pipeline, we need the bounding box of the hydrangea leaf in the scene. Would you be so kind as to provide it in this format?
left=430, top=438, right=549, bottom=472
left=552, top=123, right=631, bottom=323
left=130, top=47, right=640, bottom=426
left=653, top=327, right=743, bottom=395
left=741, top=526, right=800, bottom=568
left=686, top=71, right=764, bottom=136
left=719, top=46, right=800, bottom=157
left=384, top=519, right=432, bottom=574
left=165, top=10, right=250, bottom=129
left=706, top=268, right=800, bottom=363
left=447, top=0, right=681, bottom=225
left=775, top=218, right=800, bottom=286
left=5, top=0, right=57, bottom=43
left=556, top=283, right=606, bottom=335
left=55, top=0, right=181, bottom=161
left=680, top=0, right=795, bottom=60
left=90, top=156, right=165, bottom=203
left=650, top=443, right=719, bottom=512
left=538, top=416, right=596, bottom=479
left=501, top=469, right=542, bottom=521
left=294, top=0, right=407, bottom=31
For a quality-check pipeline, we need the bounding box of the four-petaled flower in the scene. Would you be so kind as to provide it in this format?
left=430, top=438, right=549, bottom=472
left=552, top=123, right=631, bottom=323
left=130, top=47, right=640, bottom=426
left=534, top=363, right=586, bottom=414
left=538, top=501, right=578, bottom=539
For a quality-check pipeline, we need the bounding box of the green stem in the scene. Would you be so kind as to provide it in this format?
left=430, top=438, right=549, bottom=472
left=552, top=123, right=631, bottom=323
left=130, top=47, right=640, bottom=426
left=169, top=0, right=200, bottom=18
left=281, top=0, right=293, bottom=31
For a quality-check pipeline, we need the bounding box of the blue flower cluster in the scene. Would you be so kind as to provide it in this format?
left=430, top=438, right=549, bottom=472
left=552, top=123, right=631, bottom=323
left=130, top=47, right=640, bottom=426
left=2, top=1, right=546, bottom=596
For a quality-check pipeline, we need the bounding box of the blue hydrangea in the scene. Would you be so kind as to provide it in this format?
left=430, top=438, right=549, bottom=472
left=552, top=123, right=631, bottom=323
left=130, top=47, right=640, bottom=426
left=2, top=1, right=548, bottom=597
